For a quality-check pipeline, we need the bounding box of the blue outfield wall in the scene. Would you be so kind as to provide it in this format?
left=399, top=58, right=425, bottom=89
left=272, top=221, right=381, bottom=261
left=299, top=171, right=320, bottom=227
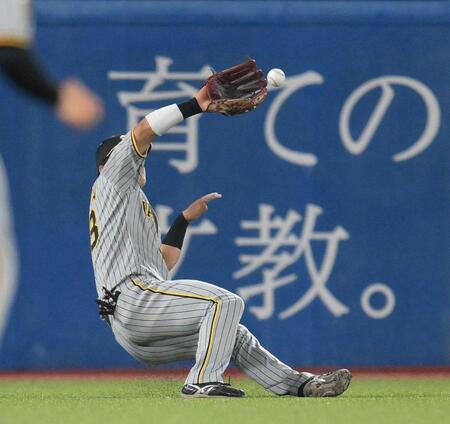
left=0, top=1, right=449, bottom=369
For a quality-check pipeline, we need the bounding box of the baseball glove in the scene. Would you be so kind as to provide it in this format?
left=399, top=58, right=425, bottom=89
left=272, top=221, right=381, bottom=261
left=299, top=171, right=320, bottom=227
left=95, top=287, right=121, bottom=321
left=205, top=59, right=268, bottom=116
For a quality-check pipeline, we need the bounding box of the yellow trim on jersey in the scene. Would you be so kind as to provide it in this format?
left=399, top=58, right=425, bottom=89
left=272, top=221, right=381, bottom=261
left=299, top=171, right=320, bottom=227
left=131, top=130, right=149, bottom=159
left=131, top=278, right=221, bottom=384
left=0, top=37, right=29, bottom=48
left=105, top=146, right=117, bottom=160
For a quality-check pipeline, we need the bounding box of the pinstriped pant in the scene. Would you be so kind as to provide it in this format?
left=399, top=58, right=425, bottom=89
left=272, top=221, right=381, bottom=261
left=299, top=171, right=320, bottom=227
left=110, top=277, right=312, bottom=395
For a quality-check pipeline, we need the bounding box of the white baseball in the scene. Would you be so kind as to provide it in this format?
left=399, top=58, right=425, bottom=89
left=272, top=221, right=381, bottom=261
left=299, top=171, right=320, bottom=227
left=267, top=68, right=286, bottom=87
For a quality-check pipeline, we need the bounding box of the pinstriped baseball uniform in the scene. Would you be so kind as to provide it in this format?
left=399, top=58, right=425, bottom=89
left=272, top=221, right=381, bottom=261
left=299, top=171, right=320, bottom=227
left=0, top=0, right=33, bottom=46
left=0, top=0, right=30, bottom=347
left=90, top=132, right=168, bottom=295
left=89, top=131, right=312, bottom=393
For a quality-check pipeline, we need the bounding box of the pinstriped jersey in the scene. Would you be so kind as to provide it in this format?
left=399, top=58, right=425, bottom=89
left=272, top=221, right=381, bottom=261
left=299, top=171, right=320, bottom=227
left=89, top=132, right=169, bottom=295
left=0, top=0, right=33, bottom=45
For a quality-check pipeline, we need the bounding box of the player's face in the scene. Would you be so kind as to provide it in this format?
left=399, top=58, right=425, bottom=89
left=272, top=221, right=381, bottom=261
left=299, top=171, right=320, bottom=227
left=138, top=166, right=146, bottom=188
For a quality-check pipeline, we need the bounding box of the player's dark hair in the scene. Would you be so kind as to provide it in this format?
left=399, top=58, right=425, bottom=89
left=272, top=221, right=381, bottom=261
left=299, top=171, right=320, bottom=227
left=95, top=135, right=122, bottom=171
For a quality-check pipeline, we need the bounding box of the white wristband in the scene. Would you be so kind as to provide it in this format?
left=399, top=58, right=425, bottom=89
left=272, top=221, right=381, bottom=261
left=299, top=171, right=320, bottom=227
left=146, top=104, right=184, bottom=136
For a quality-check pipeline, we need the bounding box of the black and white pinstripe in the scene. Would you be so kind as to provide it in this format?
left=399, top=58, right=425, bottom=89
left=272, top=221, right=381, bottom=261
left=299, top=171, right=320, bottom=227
left=90, top=131, right=311, bottom=393
left=90, top=132, right=168, bottom=295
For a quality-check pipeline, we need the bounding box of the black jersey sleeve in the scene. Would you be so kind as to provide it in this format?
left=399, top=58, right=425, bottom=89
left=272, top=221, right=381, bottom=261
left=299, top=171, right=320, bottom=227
left=0, top=46, right=59, bottom=105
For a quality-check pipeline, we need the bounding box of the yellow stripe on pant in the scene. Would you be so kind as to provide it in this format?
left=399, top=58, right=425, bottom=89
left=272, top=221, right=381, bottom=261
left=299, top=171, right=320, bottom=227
left=131, top=278, right=221, bottom=384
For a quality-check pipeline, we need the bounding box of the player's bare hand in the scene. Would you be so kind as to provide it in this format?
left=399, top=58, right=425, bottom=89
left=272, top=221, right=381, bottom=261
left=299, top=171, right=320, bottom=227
left=56, top=78, right=104, bottom=130
left=195, top=85, right=212, bottom=112
left=182, top=192, right=222, bottom=222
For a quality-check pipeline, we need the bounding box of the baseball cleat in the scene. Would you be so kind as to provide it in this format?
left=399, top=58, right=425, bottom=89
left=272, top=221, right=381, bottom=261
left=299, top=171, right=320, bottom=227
left=181, top=382, right=245, bottom=398
left=300, top=369, right=352, bottom=397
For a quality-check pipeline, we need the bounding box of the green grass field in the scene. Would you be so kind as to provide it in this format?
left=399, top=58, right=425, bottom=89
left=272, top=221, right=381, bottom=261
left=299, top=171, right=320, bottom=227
left=0, top=378, right=449, bottom=424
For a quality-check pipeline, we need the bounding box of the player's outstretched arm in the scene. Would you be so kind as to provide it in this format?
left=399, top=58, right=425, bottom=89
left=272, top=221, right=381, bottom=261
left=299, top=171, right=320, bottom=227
left=160, top=193, right=222, bottom=271
left=55, top=78, right=104, bottom=130
left=132, top=86, right=211, bottom=157
left=132, top=59, right=267, bottom=156
left=0, top=47, right=103, bottom=130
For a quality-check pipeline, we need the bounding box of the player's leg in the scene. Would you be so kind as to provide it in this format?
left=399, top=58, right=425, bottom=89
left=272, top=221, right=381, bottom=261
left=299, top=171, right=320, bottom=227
left=111, top=278, right=244, bottom=386
left=232, top=324, right=351, bottom=397
left=112, top=328, right=199, bottom=365
left=231, top=324, right=311, bottom=395
left=0, top=157, right=18, bottom=349
left=154, top=278, right=244, bottom=386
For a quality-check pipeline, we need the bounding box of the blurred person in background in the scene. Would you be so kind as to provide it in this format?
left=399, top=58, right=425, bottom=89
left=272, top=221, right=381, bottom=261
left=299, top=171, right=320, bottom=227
left=0, top=0, right=104, bottom=348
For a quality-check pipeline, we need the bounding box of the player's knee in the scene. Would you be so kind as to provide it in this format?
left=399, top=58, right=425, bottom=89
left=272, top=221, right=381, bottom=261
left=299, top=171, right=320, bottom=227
left=217, top=292, right=245, bottom=311
left=227, top=293, right=245, bottom=312
left=234, top=294, right=245, bottom=312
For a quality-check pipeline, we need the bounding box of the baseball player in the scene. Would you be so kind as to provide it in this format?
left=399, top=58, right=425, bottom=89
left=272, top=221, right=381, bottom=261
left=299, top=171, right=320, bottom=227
left=90, top=60, right=352, bottom=398
left=0, top=0, right=103, bottom=347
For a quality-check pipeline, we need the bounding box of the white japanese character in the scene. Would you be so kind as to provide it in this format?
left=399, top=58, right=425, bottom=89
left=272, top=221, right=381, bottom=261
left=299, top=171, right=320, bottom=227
left=234, top=203, right=350, bottom=320
left=109, top=56, right=212, bottom=173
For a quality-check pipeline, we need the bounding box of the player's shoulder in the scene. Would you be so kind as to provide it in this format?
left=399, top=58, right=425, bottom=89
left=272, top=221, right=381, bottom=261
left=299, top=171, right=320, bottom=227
left=90, top=173, right=108, bottom=198
left=102, top=132, right=130, bottom=161
left=92, top=172, right=130, bottom=201
left=120, top=130, right=148, bottom=160
left=92, top=173, right=111, bottom=191
left=101, top=131, right=146, bottom=171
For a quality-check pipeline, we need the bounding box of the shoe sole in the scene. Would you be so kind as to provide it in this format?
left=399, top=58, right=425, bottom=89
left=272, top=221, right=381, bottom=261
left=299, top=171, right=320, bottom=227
left=321, top=369, right=352, bottom=397
left=181, top=393, right=244, bottom=399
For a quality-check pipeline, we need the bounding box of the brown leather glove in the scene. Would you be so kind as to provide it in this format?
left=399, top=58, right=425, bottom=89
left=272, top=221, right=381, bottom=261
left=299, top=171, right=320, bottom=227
left=205, top=59, right=267, bottom=116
